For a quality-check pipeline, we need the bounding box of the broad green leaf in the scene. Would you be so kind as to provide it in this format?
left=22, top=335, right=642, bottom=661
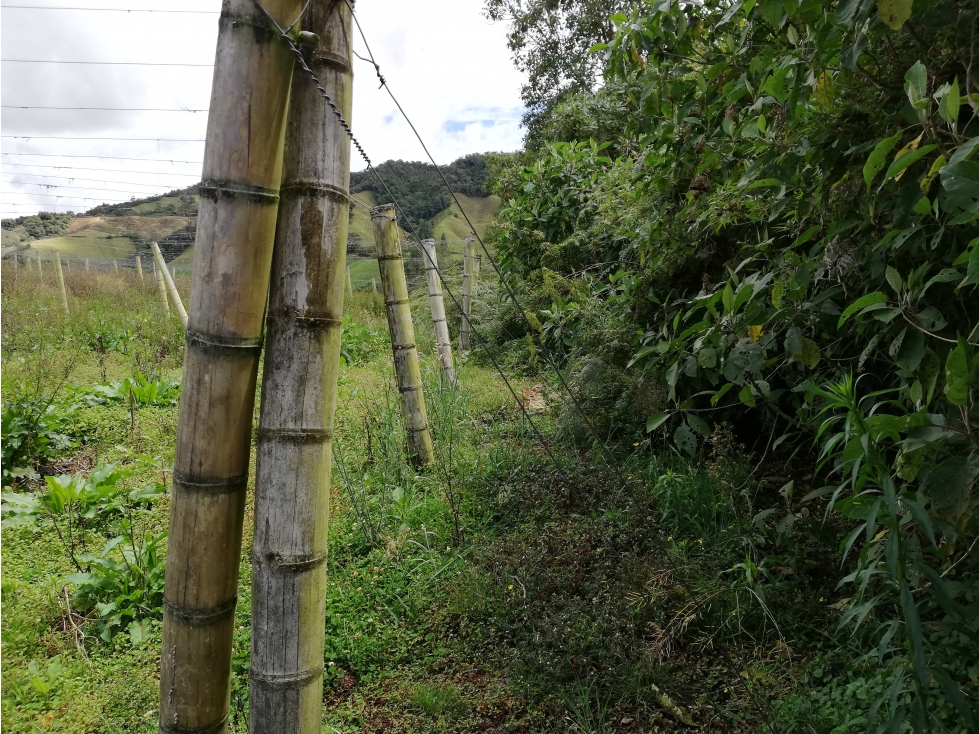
left=885, top=265, right=903, bottom=294
left=687, top=414, right=711, bottom=437
left=877, top=0, right=913, bottom=30
left=710, top=383, right=734, bottom=405
left=721, top=282, right=734, bottom=313
left=838, top=291, right=889, bottom=327
left=949, top=136, right=979, bottom=165
left=905, top=61, right=927, bottom=102
left=884, top=144, right=937, bottom=182
left=940, top=160, right=979, bottom=199
left=738, top=384, right=757, bottom=407
left=646, top=412, right=670, bottom=432
left=942, top=77, right=960, bottom=126
left=757, top=114, right=767, bottom=133
left=799, top=338, right=821, bottom=368
left=863, top=133, right=901, bottom=190
left=814, top=71, right=834, bottom=107
left=759, top=0, right=784, bottom=27
left=945, top=341, right=973, bottom=406
left=674, top=423, right=698, bottom=457
left=784, top=325, right=803, bottom=354
left=892, top=327, right=925, bottom=371
left=697, top=347, right=717, bottom=368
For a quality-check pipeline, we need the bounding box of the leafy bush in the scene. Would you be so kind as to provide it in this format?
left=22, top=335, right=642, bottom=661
left=77, top=370, right=181, bottom=408
left=489, top=0, right=978, bottom=727
left=1, top=396, right=73, bottom=486
left=1, top=463, right=167, bottom=643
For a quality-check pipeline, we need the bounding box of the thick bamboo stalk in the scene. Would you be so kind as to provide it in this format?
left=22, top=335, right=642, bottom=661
left=459, top=235, right=474, bottom=352
left=420, top=238, right=455, bottom=384
left=158, top=3, right=301, bottom=731
left=372, top=205, right=435, bottom=466
left=54, top=251, right=69, bottom=313
left=152, top=242, right=188, bottom=327
left=136, top=255, right=144, bottom=284
left=249, top=3, right=352, bottom=728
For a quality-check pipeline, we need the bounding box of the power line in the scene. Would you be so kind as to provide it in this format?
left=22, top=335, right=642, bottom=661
left=3, top=105, right=209, bottom=112
left=4, top=185, right=165, bottom=198
left=0, top=171, right=193, bottom=191
left=2, top=152, right=203, bottom=164
left=1, top=5, right=220, bottom=13
left=2, top=135, right=205, bottom=141
left=2, top=59, right=213, bottom=66
left=1, top=162, right=201, bottom=177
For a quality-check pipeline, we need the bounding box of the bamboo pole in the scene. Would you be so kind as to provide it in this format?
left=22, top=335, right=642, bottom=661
left=12, top=252, right=18, bottom=285
left=154, top=257, right=171, bottom=319
left=459, top=235, right=474, bottom=352
left=250, top=3, right=352, bottom=728
left=36, top=251, right=42, bottom=276
left=136, top=255, right=144, bottom=284
left=159, top=0, right=301, bottom=731
left=54, top=251, right=68, bottom=314
left=371, top=277, right=377, bottom=294
left=85, top=258, right=90, bottom=272
left=65, top=258, right=71, bottom=273
left=151, top=241, right=188, bottom=327
left=371, top=205, right=435, bottom=466
left=346, top=265, right=353, bottom=298
left=420, top=238, right=456, bottom=384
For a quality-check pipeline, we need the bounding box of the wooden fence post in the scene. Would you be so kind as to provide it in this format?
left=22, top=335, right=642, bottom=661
left=136, top=255, right=144, bottom=284
left=249, top=2, right=352, bottom=728
left=158, top=0, right=302, bottom=731
left=420, top=238, right=455, bottom=384
left=459, top=235, right=474, bottom=352
left=151, top=242, right=188, bottom=327
left=54, top=251, right=69, bottom=314
left=371, top=205, right=435, bottom=466
left=154, top=258, right=171, bottom=319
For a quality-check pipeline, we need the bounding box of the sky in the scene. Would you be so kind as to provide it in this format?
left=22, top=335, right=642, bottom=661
left=0, top=0, right=526, bottom=219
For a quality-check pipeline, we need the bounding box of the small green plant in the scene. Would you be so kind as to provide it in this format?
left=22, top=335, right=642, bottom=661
left=78, top=370, right=180, bottom=408
left=340, top=317, right=386, bottom=366
left=1, top=395, right=73, bottom=486
left=1, top=463, right=167, bottom=642
left=412, top=683, right=463, bottom=716
left=26, top=656, right=64, bottom=698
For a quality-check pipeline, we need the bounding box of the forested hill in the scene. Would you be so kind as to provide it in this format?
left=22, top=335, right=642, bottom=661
left=349, top=153, right=491, bottom=233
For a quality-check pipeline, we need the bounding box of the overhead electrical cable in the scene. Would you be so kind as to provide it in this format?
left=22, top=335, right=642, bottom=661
left=2, top=135, right=205, bottom=141
left=1, top=5, right=220, bottom=13
left=2, top=59, right=213, bottom=66
left=2, top=171, right=198, bottom=188
left=2, top=162, right=201, bottom=177
left=2, top=152, right=203, bottom=164
left=3, top=105, right=209, bottom=112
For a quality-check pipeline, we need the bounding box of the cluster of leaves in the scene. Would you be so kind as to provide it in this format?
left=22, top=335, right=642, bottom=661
left=339, top=317, right=388, bottom=367
left=489, top=0, right=978, bottom=727
left=350, top=153, right=491, bottom=227
left=76, top=370, right=181, bottom=408
left=1, top=395, right=74, bottom=487
left=1, top=463, right=167, bottom=644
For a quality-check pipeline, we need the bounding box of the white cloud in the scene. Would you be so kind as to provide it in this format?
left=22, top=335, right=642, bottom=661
left=0, top=0, right=524, bottom=217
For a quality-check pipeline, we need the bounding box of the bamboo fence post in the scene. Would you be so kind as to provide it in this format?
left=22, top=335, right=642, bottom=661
left=420, top=238, right=456, bottom=384
left=473, top=254, right=481, bottom=291
left=458, top=235, right=474, bottom=352
left=151, top=241, right=188, bottom=327
left=371, top=277, right=377, bottom=294
left=136, top=255, right=144, bottom=284
left=65, top=258, right=71, bottom=273
left=159, top=0, right=301, bottom=731
left=54, top=251, right=68, bottom=314
left=171, top=265, right=176, bottom=279
left=112, top=259, right=119, bottom=274
left=12, top=252, right=18, bottom=285
left=154, top=257, right=171, bottom=319
left=249, top=3, right=352, bottom=728
left=372, top=205, right=435, bottom=466
left=36, top=251, right=42, bottom=276
left=85, top=258, right=90, bottom=272
left=346, top=265, right=352, bottom=298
